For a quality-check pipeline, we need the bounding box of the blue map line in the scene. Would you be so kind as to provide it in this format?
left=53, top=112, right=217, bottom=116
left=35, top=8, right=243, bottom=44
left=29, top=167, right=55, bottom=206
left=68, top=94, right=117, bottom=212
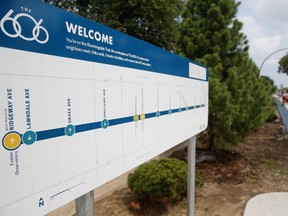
left=109, top=116, right=132, bottom=126
left=75, top=122, right=101, bottom=133
left=160, top=110, right=169, bottom=116
left=145, top=112, right=155, bottom=119
left=172, top=108, right=180, bottom=113
left=3, top=104, right=205, bottom=150
left=37, top=127, right=66, bottom=141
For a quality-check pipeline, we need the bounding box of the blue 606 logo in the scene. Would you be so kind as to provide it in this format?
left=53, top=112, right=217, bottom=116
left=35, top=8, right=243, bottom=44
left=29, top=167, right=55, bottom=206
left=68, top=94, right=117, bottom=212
left=0, top=9, right=49, bottom=44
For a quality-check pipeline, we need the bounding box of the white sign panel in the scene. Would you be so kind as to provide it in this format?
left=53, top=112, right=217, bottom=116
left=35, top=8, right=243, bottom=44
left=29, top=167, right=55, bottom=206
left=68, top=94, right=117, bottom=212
left=0, top=0, right=208, bottom=215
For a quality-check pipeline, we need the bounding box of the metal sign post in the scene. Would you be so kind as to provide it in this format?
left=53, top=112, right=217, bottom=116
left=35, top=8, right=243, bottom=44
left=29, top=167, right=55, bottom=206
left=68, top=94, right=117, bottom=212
left=187, top=136, right=196, bottom=216
left=76, top=190, right=95, bottom=216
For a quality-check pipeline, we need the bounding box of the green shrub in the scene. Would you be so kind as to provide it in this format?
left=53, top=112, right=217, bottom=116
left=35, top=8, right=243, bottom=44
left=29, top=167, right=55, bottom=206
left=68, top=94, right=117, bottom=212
left=195, top=172, right=204, bottom=187
left=265, top=109, right=278, bottom=122
left=128, top=158, right=187, bottom=201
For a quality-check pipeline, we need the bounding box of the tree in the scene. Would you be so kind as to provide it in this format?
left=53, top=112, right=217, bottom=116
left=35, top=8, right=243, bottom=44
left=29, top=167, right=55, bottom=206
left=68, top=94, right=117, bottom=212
left=44, top=0, right=89, bottom=13
left=278, top=53, right=288, bottom=75
left=177, top=0, right=275, bottom=149
left=261, top=76, right=275, bottom=87
left=44, top=0, right=183, bottom=50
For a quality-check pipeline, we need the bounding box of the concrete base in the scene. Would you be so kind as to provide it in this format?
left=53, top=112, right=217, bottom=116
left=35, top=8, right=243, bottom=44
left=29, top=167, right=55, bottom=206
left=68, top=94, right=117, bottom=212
left=243, top=192, right=288, bottom=216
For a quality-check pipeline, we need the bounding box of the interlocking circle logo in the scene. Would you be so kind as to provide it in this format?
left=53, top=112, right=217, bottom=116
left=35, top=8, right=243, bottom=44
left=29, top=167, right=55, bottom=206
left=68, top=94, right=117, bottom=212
left=0, top=9, right=49, bottom=44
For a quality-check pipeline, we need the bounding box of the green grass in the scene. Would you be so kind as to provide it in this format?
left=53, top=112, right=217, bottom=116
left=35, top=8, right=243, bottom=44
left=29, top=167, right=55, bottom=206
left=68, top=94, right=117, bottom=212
left=263, top=159, right=281, bottom=170
left=245, top=176, right=259, bottom=185
left=263, top=159, right=288, bottom=177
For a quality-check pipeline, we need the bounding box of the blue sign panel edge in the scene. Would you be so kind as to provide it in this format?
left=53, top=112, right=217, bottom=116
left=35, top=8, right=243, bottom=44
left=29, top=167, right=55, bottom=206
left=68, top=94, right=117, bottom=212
left=0, top=0, right=208, bottom=81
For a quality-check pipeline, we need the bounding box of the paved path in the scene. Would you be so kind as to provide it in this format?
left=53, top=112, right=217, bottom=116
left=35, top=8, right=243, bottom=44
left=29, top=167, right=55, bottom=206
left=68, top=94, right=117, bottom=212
left=276, top=99, right=288, bottom=131
left=243, top=98, right=288, bottom=216
left=243, top=192, right=288, bottom=216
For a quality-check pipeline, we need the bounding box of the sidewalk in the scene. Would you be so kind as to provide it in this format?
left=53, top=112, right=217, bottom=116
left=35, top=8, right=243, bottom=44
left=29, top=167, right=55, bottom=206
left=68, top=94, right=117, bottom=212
left=243, top=193, right=288, bottom=216
left=275, top=98, right=288, bottom=131
left=243, top=98, right=288, bottom=216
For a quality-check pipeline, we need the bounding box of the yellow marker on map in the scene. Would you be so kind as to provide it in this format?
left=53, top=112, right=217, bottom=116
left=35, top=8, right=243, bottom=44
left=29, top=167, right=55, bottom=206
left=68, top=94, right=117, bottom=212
left=3, top=132, right=21, bottom=150
left=133, top=114, right=139, bottom=122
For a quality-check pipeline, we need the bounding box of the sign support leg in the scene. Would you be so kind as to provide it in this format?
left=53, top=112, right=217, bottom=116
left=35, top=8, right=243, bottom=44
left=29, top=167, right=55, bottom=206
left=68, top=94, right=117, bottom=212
left=187, top=136, right=196, bottom=216
left=76, top=190, right=95, bottom=216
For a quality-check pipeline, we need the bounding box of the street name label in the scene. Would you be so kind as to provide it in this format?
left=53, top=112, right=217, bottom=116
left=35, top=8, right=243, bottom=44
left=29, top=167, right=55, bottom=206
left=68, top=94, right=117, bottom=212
left=0, top=0, right=208, bottom=215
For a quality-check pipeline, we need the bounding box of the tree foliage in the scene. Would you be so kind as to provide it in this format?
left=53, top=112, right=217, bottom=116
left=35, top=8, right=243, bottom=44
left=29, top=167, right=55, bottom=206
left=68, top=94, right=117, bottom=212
left=44, top=0, right=183, bottom=50
left=44, top=0, right=89, bottom=13
left=278, top=53, right=288, bottom=75
left=177, top=0, right=275, bottom=149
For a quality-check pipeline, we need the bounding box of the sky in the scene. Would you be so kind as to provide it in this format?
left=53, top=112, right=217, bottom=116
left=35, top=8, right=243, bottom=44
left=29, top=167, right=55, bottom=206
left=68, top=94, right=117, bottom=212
left=237, top=0, right=288, bottom=88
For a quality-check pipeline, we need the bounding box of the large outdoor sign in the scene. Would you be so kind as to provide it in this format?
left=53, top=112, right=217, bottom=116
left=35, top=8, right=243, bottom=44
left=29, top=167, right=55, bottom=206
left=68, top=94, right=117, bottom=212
left=0, top=0, right=208, bottom=215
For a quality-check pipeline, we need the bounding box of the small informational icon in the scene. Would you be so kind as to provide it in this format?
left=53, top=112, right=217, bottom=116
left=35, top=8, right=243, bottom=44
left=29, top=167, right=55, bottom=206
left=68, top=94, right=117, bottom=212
left=140, top=113, right=145, bottom=121
left=101, top=119, right=109, bottom=129
left=22, top=130, right=37, bottom=145
left=2, top=131, right=21, bottom=150
left=39, top=197, right=44, bottom=207
left=156, top=111, right=160, bottom=117
left=65, top=124, right=75, bottom=136
left=133, top=114, right=138, bottom=122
